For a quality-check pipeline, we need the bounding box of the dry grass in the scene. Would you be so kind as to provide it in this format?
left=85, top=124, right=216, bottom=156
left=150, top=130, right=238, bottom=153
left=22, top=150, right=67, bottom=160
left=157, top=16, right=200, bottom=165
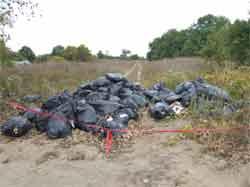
left=0, top=61, right=135, bottom=98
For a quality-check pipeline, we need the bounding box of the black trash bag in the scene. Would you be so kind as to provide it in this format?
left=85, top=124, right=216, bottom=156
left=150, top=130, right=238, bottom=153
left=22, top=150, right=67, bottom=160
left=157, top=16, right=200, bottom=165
left=46, top=113, right=72, bottom=139
left=92, top=77, right=112, bottom=87
left=152, top=81, right=172, bottom=93
left=23, top=108, right=43, bottom=123
left=162, top=92, right=182, bottom=104
left=52, top=100, right=77, bottom=120
left=109, top=82, right=123, bottom=95
left=1, top=116, right=33, bottom=137
left=120, top=97, right=139, bottom=110
left=109, top=95, right=121, bottom=102
left=143, top=90, right=160, bottom=102
left=88, top=100, right=124, bottom=115
left=98, top=87, right=109, bottom=93
left=175, top=81, right=195, bottom=94
left=130, top=94, right=148, bottom=108
left=42, top=90, right=72, bottom=111
left=98, top=117, right=127, bottom=136
left=196, top=83, right=231, bottom=102
left=115, top=108, right=138, bottom=120
left=76, top=103, right=97, bottom=131
left=86, top=92, right=109, bottom=102
left=78, top=82, right=94, bottom=90
left=105, top=73, right=125, bottom=82
left=180, top=89, right=197, bottom=107
left=73, top=89, right=92, bottom=99
left=22, top=95, right=41, bottom=102
left=119, top=88, right=133, bottom=99
left=149, top=102, right=174, bottom=120
left=35, top=115, right=49, bottom=133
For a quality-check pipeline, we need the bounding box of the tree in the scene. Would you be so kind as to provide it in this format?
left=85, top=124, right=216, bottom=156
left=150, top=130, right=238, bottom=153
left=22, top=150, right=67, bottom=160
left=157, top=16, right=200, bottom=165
left=52, top=45, right=64, bottom=56
left=120, top=49, right=131, bottom=59
left=200, top=25, right=230, bottom=64
left=147, top=14, right=230, bottom=61
left=0, top=0, right=37, bottom=40
left=63, top=46, right=78, bottom=61
left=227, top=20, right=250, bottom=65
left=97, top=50, right=105, bottom=59
left=77, top=44, right=92, bottom=61
left=18, top=46, right=36, bottom=62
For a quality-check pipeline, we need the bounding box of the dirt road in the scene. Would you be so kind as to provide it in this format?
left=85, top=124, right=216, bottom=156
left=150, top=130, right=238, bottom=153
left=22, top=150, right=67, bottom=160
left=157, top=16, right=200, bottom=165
left=0, top=59, right=249, bottom=187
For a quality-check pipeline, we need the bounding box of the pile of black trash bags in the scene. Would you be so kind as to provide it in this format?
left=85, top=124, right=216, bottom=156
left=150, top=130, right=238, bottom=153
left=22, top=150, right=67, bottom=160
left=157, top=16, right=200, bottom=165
left=0, top=73, right=234, bottom=139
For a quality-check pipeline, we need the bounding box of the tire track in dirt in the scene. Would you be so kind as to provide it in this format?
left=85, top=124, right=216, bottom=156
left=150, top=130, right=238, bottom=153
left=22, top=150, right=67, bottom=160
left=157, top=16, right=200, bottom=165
left=124, top=63, right=138, bottom=78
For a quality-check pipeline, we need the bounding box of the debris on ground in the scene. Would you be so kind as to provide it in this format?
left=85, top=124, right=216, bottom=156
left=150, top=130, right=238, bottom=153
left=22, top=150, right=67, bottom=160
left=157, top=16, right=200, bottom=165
left=1, top=74, right=234, bottom=139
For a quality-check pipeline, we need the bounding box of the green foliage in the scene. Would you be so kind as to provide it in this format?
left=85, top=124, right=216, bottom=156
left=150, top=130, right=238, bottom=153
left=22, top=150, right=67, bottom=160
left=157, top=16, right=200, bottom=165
left=227, top=20, right=250, bottom=65
left=63, top=46, right=78, bottom=61
left=97, top=50, right=105, bottom=59
left=0, top=40, right=13, bottom=67
left=129, top=54, right=140, bottom=60
left=200, top=25, right=230, bottom=64
left=120, top=49, right=131, bottom=59
left=77, top=44, right=92, bottom=61
left=52, top=45, right=64, bottom=57
left=35, top=54, right=50, bottom=63
left=147, top=14, right=233, bottom=62
left=63, top=44, right=92, bottom=62
left=18, top=46, right=36, bottom=62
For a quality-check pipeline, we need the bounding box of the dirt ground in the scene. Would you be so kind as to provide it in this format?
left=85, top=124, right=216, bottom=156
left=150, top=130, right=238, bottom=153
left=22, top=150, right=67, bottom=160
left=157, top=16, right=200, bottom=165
left=1, top=118, right=250, bottom=187
left=1, top=59, right=250, bottom=187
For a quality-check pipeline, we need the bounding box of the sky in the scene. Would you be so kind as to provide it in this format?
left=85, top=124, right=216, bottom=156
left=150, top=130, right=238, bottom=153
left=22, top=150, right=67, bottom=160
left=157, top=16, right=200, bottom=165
left=7, top=0, right=250, bottom=57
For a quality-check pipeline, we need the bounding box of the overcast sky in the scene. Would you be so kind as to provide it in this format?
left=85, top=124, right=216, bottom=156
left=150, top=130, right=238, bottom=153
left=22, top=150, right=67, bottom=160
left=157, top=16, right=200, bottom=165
left=7, top=0, right=249, bottom=56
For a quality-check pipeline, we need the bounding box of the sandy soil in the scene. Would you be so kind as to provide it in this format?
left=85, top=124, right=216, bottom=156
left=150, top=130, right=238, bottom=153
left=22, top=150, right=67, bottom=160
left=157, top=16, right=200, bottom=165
left=1, top=117, right=250, bottom=187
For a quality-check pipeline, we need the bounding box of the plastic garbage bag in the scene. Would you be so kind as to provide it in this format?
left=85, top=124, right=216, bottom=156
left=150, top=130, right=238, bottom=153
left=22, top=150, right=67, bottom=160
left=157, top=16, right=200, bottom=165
left=98, top=117, right=127, bottom=136
left=118, top=88, right=134, bottom=99
left=46, top=113, right=72, bottom=139
left=130, top=94, right=148, bottom=108
left=1, top=116, right=33, bottom=137
left=149, top=102, right=174, bottom=120
left=88, top=100, right=124, bottom=115
left=35, top=115, right=49, bottom=132
left=92, top=77, right=112, bottom=87
left=42, top=90, right=72, bottom=111
left=76, top=103, right=97, bottom=131
left=115, top=108, right=138, bottom=120
left=109, top=95, right=121, bottom=102
left=196, top=83, right=231, bottom=101
left=23, top=108, right=43, bottom=123
left=105, top=73, right=125, bottom=82
left=120, top=97, right=139, bottom=110
left=86, top=92, right=109, bottom=102
left=109, top=82, right=123, bottom=95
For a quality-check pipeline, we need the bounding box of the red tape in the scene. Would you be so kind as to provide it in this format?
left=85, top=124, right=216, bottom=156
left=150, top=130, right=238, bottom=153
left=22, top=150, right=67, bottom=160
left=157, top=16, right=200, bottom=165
left=7, top=101, right=249, bottom=157
left=105, top=130, right=113, bottom=157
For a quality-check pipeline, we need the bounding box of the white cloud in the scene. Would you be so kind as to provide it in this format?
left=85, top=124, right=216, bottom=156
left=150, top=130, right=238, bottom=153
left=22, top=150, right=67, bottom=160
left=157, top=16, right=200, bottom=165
left=7, top=0, right=249, bottom=56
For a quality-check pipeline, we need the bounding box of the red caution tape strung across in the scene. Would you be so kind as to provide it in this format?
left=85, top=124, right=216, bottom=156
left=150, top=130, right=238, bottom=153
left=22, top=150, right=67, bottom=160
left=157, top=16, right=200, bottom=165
left=7, top=101, right=249, bottom=157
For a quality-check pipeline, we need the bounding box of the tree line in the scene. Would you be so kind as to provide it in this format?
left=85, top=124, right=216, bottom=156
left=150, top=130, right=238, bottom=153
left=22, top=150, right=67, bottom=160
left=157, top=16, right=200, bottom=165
left=147, top=14, right=250, bottom=65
